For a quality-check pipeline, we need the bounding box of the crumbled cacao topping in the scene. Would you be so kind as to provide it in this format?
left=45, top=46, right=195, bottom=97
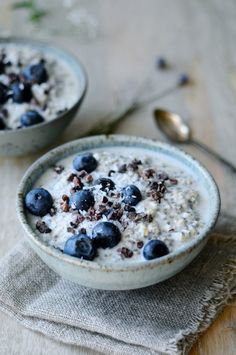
left=148, top=179, right=167, bottom=203
left=70, top=186, right=82, bottom=193
left=76, top=214, right=85, bottom=224
left=124, top=205, right=136, bottom=212
left=109, top=191, right=120, bottom=198
left=36, top=221, right=52, bottom=233
left=94, top=211, right=102, bottom=220
left=98, top=204, right=107, bottom=212
left=119, top=247, right=133, bottom=258
left=79, top=227, right=87, bottom=234
left=72, top=176, right=83, bottom=189
left=85, top=174, right=93, bottom=183
left=169, top=178, right=178, bottom=185
left=113, top=202, right=121, bottom=210
left=102, top=196, right=108, bottom=204
left=118, top=164, right=127, bottom=173
left=61, top=194, right=69, bottom=212
left=86, top=207, right=96, bottom=220
left=62, top=194, right=69, bottom=202
left=77, top=170, right=87, bottom=178
left=127, top=158, right=142, bottom=171
left=134, top=213, right=147, bottom=222
left=61, top=202, right=69, bottom=212
left=49, top=207, right=57, bottom=216
left=157, top=171, right=169, bottom=180
left=53, top=164, right=64, bottom=174
left=108, top=170, right=116, bottom=177
left=107, top=201, right=113, bottom=207
left=67, top=227, right=76, bottom=234
left=67, top=173, right=77, bottom=182
left=142, top=168, right=156, bottom=179
left=122, top=220, right=129, bottom=229
left=108, top=208, right=123, bottom=221
left=148, top=190, right=164, bottom=203
left=137, top=241, right=144, bottom=249
left=127, top=211, right=137, bottom=220
left=70, top=221, right=78, bottom=228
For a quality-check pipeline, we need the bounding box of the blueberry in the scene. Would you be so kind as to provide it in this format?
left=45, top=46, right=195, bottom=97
left=0, top=116, right=5, bottom=130
left=23, top=62, right=48, bottom=84
left=11, top=82, right=32, bottom=103
left=122, top=185, right=142, bottom=206
left=73, top=152, right=97, bottom=173
left=177, top=73, right=190, bottom=86
left=64, top=233, right=96, bottom=260
left=0, top=82, right=8, bottom=104
left=92, top=221, right=121, bottom=249
left=25, top=188, right=53, bottom=216
left=94, top=177, right=115, bottom=191
left=20, top=110, right=44, bottom=127
left=143, top=239, right=169, bottom=260
left=156, top=57, right=168, bottom=69
left=69, top=190, right=95, bottom=211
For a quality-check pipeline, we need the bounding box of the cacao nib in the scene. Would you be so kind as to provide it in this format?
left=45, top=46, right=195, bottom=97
left=77, top=170, right=87, bottom=178
left=67, top=227, right=76, bottom=234
left=119, top=247, right=133, bottom=258
left=49, top=207, right=57, bottom=216
left=157, top=171, right=169, bottom=180
left=85, top=174, right=93, bottom=183
left=169, top=178, right=178, bottom=185
left=127, top=159, right=142, bottom=171
left=113, top=202, right=121, bottom=210
left=142, top=168, right=156, bottom=179
left=79, top=227, right=87, bottom=234
left=72, top=176, right=83, bottom=189
left=53, top=165, right=64, bottom=174
left=137, top=241, right=144, bottom=249
left=67, top=173, right=77, bottom=182
left=118, top=164, right=127, bottom=173
left=76, top=214, right=85, bottom=224
left=36, top=221, right=51, bottom=234
left=108, top=170, right=115, bottom=177
left=62, top=194, right=69, bottom=202
left=124, top=205, right=136, bottom=213
left=102, top=196, right=108, bottom=204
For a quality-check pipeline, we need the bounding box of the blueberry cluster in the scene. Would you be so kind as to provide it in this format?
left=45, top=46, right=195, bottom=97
left=25, top=152, right=170, bottom=262
left=0, top=51, right=48, bottom=129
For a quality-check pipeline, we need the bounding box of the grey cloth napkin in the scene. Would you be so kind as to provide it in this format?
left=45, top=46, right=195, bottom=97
left=0, top=214, right=235, bottom=355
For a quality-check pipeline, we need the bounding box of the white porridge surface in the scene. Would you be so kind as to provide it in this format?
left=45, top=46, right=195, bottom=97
left=0, top=44, right=79, bottom=129
left=26, top=147, right=208, bottom=264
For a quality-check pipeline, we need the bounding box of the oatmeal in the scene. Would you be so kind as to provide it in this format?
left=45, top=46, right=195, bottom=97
left=0, top=44, right=79, bottom=129
left=25, top=148, right=206, bottom=263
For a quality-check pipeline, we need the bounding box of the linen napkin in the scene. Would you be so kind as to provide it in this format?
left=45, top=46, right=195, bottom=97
left=0, top=213, right=235, bottom=355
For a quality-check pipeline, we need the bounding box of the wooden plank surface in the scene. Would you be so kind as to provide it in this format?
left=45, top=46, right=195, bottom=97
left=0, top=0, right=235, bottom=354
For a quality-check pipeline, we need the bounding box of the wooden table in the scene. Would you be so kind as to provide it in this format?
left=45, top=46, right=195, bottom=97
left=0, top=1, right=235, bottom=354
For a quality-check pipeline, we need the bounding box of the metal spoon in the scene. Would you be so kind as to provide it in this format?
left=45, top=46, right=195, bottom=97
left=153, top=108, right=236, bottom=173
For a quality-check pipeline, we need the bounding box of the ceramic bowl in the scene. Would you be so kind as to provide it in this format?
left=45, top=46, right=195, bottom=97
left=17, top=135, right=220, bottom=290
left=0, top=37, right=87, bottom=156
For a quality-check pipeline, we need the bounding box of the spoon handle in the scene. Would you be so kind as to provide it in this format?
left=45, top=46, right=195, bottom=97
left=191, top=139, right=236, bottom=173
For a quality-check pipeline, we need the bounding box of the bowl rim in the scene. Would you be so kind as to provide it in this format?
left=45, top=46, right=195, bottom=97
left=0, top=36, right=88, bottom=134
left=17, top=134, right=221, bottom=272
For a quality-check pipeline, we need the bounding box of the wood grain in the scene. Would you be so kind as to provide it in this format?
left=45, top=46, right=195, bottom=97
left=0, top=0, right=235, bottom=354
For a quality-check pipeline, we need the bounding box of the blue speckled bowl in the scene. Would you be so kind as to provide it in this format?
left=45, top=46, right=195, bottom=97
left=0, top=37, right=87, bottom=156
left=17, top=135, right=221, bottom=290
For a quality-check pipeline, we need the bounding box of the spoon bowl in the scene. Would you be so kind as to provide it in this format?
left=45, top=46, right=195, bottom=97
left=154, top=109, right=192, bottom=143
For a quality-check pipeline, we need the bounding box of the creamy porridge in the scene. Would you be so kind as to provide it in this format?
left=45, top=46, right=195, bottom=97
left=0, top=44, right=79, bottom=129
left=25, top=148, right=206, bottom=263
